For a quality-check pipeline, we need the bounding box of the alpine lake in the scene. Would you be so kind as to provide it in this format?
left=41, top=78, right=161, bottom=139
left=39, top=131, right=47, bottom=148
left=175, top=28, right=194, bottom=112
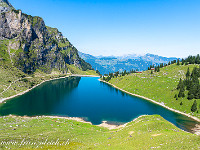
left=0, top=76, right=199, bottom=133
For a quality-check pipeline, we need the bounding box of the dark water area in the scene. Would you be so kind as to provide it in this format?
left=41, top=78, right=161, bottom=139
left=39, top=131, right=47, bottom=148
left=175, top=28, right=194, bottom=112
left=0, top=77, right=199, bottom=133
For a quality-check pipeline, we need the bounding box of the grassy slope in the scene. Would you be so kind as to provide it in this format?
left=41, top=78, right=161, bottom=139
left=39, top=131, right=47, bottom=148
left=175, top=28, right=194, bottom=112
left=0, top=23, right=98, bottom=99
left=67, top=64, right=99, bottom=76
left=0, top=65, right=98, bottom=99
left=0, top=64, right=199, bottom=149
left=109, top=64, right=200, bottom=119
left=0, top=66, right=67, bottom=99
left=0, top=115, right=199, bottom=149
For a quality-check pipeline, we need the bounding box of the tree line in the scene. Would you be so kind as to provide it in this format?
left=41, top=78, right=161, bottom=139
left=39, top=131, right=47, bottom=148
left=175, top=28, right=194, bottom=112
left=147, top=60, right=177, bottom=74
left=100, top=54, right=200, bottom=113
left=102, top=70, right=130, bottom=82
left=102, top=68, right=142, bottom=82
left=102, top=59, right=179, bottom=81
left=175, top=66, right=200, bottom=112
left=182, top=54, right=200, bottom=65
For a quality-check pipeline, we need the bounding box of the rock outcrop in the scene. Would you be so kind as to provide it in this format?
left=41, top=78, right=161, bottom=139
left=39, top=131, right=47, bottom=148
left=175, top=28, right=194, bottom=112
left=0, top=0, right=93, bottom=74
left=0, top=0, right=14, bottom=13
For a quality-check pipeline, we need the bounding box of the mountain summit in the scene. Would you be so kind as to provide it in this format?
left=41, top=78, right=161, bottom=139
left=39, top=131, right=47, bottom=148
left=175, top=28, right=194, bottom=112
left=0, top=0, right=93, bottom=74
left=0, top=0, right=14, bottom=13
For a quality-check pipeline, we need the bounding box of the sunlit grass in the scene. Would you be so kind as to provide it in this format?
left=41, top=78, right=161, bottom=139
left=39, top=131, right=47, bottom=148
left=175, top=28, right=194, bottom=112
left=109, top=64, right=200, bottom=119
left=0, top=65, right=98, bottom=99
left=67, top=64, right=99, bottom=76
left=0, top=115, right=199, bottom=149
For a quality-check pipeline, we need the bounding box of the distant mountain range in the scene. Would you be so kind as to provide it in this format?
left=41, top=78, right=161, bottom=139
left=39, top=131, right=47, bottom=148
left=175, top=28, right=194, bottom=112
left=79, top=52, right=177, bottom=75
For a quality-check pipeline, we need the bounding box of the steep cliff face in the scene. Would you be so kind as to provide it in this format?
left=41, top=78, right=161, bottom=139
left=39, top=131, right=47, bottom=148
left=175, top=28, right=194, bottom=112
left=0, top=1, right=92, bottom=74
left=0, top=0, right=14, bottom=13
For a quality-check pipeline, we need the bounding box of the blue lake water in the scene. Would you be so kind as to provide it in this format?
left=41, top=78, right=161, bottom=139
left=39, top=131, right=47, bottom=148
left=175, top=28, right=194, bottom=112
left=0, top=77, right=199, bottom=133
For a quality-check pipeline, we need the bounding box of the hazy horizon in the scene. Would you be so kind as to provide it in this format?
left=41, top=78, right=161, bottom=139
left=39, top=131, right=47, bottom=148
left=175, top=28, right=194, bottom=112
left=9, top=0, right=200, bottom=58
left=79, top=51, right=182, bottom=59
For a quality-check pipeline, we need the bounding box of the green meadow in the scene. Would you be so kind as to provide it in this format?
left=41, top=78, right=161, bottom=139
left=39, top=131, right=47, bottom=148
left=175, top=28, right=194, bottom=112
left=0, top=115, right=199, bottom=149
left=109, top=64, right=200, bottom=119
left=0, top=65, right=98, bottom=99
left=1, top=64, right=200, bottom=150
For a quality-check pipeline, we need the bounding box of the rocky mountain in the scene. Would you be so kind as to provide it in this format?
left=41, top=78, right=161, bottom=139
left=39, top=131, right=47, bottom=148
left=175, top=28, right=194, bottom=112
left=79, top=52, right=177, bottom=75
left=0, top=0, right=93, bottom=74
left=0, top=0, right=14, bottom=13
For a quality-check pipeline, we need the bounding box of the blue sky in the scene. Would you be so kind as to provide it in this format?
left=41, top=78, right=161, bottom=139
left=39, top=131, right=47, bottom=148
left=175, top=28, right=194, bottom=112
left=9, top=0, right=200, bottom=57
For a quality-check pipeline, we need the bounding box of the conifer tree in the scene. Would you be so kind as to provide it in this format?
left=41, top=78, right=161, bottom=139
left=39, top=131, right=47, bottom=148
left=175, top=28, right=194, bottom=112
left=177, top=78, right=185, bottom=98
left=191, top=100, right=197, bottom=112
left=181, top=58, right=185, bottom=65
left=196, top=54, right=200, bottom=64
left=195, top=85, right=200, bottom=99
left=176, top=57, right=200, bottom=101
left=155, top=66, right=157, bottom=72
left=115, top=71, right=119, bottom=77
left=178, top=89, right=185, bottom=98
left=174, top=94, right=178, bottom=100
left=157, top=66, right=160, bottom=72
left=103, top=76, right=105, bottom=80
left=177, top=59, right=180, bottom=65
left=186, top=67, right=190, bottom=79
left=188, top=90, right=194, bottom=100
left=177, top=78, right=183, bottom=90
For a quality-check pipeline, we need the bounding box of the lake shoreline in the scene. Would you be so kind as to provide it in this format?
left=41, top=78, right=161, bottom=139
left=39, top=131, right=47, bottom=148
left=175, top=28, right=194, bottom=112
left=2, top=115, right=126, bottom=130
left=99, top=79, right=200, bottom=124
left=36, top=115, right=127, bottom=130
left=70, top=74, right=100, bottom=77
left=0, top=74, right=99, bottom=104
left=0, top=75, right=70, bottom=104
left=1, top=76, right=199, bottom=134
left=3, top=114, right=199, bottom=135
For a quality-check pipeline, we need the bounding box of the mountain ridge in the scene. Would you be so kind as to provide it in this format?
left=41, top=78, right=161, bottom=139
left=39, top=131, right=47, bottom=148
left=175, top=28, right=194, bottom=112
left=0, top=0, right=97, bottom=99
left=0, top=0, right=93, bottom=74
left=79, top=51, right=177, bottom=74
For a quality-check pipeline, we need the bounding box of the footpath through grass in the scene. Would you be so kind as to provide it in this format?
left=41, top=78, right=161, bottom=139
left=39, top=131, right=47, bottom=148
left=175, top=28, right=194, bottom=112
left=0, top=65, right=98, bottom=100
left=109, top=64, right=200, bottom=119
left=0, top=115, right=199, bottom=149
